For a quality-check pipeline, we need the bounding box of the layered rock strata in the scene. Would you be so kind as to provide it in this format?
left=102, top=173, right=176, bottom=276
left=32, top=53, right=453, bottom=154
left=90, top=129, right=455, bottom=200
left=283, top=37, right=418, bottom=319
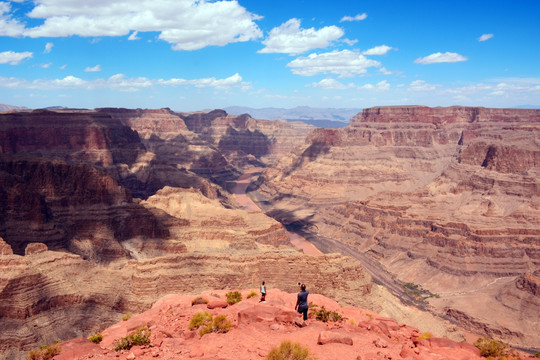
left=0, top=241, right=371, bottom=358
left=251, top=106, right=540, bottom=348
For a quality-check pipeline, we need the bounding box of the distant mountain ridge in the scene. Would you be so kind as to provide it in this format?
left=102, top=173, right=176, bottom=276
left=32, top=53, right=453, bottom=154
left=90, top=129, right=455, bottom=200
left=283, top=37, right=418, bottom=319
left=0, top=104, right=29, bottom=112
left=224, top=106, right=362, bottom=128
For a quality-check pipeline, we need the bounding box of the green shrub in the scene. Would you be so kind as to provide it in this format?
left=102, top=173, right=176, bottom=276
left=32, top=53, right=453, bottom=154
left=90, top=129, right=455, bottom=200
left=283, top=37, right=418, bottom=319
left=225, top=291, right=242, bottom=305
left=265, top=341, right=316, bottom=360
left=88, top=333, right=103, bottom=344
left=535, top=352, right=540, bottom=359
left=199, top=314, right=232, bottom=337
left=191, top=296, right=209, bottom=306
left=417, top=332, right=432, bottom=339
left=474, top=336, right=508, bottom=358
left=27, top=342, right=61, bottom=360
left=113, top=327, right=151, bottom=352
left=247, top=290, right=258, bottom=299
left=188, top=311, right=212, bottom=330
left=122, top=313, right=132, bottom=321
left=309, top=305, right=342, bottom=323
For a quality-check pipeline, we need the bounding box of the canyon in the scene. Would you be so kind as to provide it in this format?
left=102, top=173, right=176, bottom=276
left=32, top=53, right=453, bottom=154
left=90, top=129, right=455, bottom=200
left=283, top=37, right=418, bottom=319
left=250, top=106, right=540, bottom=350
left=0, top=105, right=538, bottom=358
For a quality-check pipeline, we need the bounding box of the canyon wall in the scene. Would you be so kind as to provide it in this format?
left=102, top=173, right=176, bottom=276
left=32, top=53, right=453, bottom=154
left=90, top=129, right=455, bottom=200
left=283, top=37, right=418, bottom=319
left=251, top=106, right=540, bottom=348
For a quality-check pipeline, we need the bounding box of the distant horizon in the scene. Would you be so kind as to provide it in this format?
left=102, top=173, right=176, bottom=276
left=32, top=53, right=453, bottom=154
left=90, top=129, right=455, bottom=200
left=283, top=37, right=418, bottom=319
left=0, top=1, right=538, bottom=110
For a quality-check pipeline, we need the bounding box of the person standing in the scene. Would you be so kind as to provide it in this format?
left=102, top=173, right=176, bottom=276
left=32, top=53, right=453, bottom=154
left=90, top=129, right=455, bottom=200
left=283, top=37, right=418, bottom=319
left=295, top=283, right=309, bottom=321
left=259, top=281, right=266, bottom=302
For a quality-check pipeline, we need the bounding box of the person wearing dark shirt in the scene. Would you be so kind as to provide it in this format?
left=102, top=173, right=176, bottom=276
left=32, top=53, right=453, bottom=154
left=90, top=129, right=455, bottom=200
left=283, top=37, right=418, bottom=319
left=295, top=283, right=309, bottom=321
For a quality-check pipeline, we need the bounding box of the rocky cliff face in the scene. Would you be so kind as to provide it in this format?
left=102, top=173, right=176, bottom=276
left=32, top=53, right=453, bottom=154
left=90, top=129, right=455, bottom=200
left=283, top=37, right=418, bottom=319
left=251, top=106, right=540, bottom=348
left=0, top=241, right=372, bottom=359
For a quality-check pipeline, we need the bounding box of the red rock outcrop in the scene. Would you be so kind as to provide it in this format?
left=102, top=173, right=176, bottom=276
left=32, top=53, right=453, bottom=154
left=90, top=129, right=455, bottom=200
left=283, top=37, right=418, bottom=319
left=0, top=251, right=372, bottom=359
left=251, top=106, right=540, bottom=348
left=46, top=289, right=534, bottom=360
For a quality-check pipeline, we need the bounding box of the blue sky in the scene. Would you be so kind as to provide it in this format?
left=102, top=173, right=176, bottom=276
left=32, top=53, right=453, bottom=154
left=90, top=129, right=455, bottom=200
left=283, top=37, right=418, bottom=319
left=0, top=0, right=539, bottom=111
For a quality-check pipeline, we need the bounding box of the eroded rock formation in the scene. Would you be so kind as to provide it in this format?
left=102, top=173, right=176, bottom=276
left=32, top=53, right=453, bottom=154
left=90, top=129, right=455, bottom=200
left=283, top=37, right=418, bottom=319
left=251, top=106, right=540, bottom=348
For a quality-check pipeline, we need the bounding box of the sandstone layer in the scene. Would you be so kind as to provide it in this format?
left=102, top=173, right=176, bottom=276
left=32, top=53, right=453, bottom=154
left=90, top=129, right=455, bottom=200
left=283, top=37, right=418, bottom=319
left=251, top=106, right=540, bottom=349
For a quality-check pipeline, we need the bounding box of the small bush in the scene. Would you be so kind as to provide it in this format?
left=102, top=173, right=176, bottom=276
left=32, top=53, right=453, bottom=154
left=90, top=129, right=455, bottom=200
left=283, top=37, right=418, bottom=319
left=310, top=305, right=342, bottom=323
left=27, top=342, right=61, bottom=360
left=265, top=341, right=316, bottom=360
left=199, top=314, right=232, bottom=337
left=417, top=332, right=432, bottom=339
left=247, top=290, right=258, bottom=299
left=366, top=313, right=374, bottom=319
left=191, top=296, right=209, bottom=306
left=535, top=352, right=540, bottom=359
left=113, top=326, right=151, bottom=352
left=474, top=336, right=508, bottom=358
left=225, top=291, right=242, bottom=305
left=122, top=313, right=132, bottom=321
left=188, top=311, right=212, bottom=330
left=88, top=333, right=103, bottom=344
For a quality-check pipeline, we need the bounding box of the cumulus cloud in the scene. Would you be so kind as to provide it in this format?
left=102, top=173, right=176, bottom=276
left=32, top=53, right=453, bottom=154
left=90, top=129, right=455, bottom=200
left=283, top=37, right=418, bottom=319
left=0, top=2, right=25, bottom=36
left=14, top=0, right=262, bottom=51
left=128, top=31, right=140, bottom=41
left=340, top=13, right=367, bottom=22
left=363, top=45, right=393, bottom=56
left=414, top=52, right=468, bottom=64
left=307, top=78, right=354, bottom=90
left=478, top=33, right=494, bottom=42
left=0, top=73, right=250, bottom=91
left=85, top=64, right=102, bottom=72
left=287, top=50, right=380, bottom=77
left=258, top=18, right=344, bottom=55
left=0, top=50, right=33, bottom=65
left=44, top=42, right=54, bottom=53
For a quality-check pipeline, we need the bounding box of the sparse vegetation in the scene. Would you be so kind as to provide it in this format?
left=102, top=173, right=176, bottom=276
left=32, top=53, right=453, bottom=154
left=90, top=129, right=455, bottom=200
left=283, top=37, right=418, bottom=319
left=122, top=313, right=132, bottom=321
left=474, top=336, right=513, bottom=359
left=191, top=296, right=209, bottom=306
left=88, top=333, right=103, bottom=344
left=113, top=326, right=151, bottom=352
left=366, top=313, right=374, bottom=319
left=535, top=352, right=540, bottom=358
left=27, top=342, right=61, bottom=360
left=403, top=282, right=440, bottom=303
left=189, top=312, right=232, bottom=337
left=247, top=290, right=258, bottom=299
left=308, top=303, right=342, bottom=323
left=225, top=291, right=242, bottom=305
left=188, top=311, right=213, bottom=330
left=265, top=341, right=316, bottom=360
left=417, top=332, right=433, bottom=339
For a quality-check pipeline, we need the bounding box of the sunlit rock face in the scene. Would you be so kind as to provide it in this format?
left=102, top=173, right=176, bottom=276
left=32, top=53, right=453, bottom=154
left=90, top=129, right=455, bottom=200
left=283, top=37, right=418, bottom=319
left=251, top=106, right=540, bottom=348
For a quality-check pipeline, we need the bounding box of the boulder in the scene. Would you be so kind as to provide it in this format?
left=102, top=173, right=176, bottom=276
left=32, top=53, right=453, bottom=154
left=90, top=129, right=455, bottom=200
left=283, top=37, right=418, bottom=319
left=25, top=242, right=48, bottom=255
left=317, top=330, right=353, bottom=346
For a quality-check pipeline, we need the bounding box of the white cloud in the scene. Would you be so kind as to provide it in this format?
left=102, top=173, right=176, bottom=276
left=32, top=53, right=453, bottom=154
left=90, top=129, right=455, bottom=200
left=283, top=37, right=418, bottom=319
left=39, top=62, right=52, bottom=68
left=0, top=2, right=25, bottom=36
left=85, top=64, right=102, bottom=72
left=159, top=73, right=249, bottom=90
left=414, top=52, right=468, bottom=64
left=258, top=18, right=344, bottom=55
left=0, top=72, right=252, bottom=92
left=0, top=50, right=33, bottom=65
left=479, top=33, right=494, bottom=42
left=363, top=45, right=393, bottom=56
left=287, top=50, right=381, bottom=77
left=128, top=31, right=140, bottom=40
left=340, top=13, right=367, bottom=22
left=44, top=42, right=54, bottom=53
left=358, top=80, right=390, bottom=91
left=17, top=0, right=262, bottom=51
left=408, top=80, right=439, bottom=91
left=307, top=78, right=354, bottom=90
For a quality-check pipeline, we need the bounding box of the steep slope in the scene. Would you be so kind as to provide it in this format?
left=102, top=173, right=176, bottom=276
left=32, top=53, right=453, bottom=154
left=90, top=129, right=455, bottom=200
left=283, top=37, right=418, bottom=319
left=250, top=106, right=540, bottom=348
